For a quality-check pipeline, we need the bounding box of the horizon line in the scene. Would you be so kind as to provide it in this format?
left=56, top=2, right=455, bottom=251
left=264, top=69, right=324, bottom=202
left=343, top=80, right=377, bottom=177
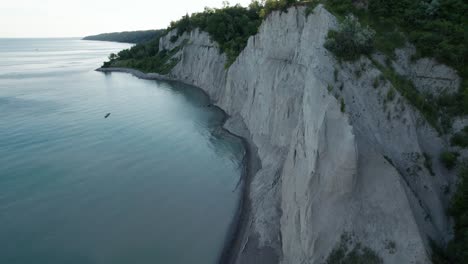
left=0, top=36, right=84, bottom=39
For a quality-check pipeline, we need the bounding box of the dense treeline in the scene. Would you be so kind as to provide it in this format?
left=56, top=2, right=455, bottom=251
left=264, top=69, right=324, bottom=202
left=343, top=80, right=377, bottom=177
left=367, top=0, right=466, bottom=71
left=101, top=4, right=262, bottom=72
left=325, top=0, right=466, bottom=71
left=103, top=0, right=304, bottom=71
left=83, top=30, right=165, bottom=44
left=102, top=36, right=184, bottom=74
left=167, top=1, right=316, bottom=64
left=168, top=4, right=262, bottom=65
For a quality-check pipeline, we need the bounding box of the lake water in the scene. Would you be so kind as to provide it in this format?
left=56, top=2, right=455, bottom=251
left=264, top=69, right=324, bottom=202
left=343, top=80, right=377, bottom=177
left=0, top=38, right=244, bottom=264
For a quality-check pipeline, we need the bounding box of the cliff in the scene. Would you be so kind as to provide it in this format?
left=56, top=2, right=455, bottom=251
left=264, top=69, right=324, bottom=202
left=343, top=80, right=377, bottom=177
left=105, top=5, right=463, bottom=264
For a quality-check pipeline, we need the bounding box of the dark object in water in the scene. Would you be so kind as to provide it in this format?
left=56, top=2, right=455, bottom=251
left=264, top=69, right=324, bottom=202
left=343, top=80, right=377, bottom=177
left=105, top=113, right=111, bottom=118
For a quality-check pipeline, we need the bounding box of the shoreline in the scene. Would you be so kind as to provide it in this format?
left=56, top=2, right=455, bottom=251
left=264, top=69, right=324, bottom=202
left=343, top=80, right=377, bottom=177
left=96, top=67, right=260, bottom=264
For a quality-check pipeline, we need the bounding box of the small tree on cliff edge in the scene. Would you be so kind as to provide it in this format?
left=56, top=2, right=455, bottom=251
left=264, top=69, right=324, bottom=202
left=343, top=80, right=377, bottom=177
left=108, top=53, right=118, bottom=61
left=325, top=14, right=375, bottom=61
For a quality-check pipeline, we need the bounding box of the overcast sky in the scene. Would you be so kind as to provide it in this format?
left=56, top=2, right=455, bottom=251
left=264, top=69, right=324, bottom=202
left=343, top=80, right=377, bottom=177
left=0, top=0, right=252, bottom=38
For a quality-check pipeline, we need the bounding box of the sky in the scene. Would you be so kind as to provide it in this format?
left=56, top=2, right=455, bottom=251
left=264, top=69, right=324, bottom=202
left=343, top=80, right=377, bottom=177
left=0, top=0, right=252, bottom=38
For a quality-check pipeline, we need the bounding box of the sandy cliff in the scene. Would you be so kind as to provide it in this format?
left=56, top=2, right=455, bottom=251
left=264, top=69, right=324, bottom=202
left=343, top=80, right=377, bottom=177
left=108, top=5, right=462, bottom=263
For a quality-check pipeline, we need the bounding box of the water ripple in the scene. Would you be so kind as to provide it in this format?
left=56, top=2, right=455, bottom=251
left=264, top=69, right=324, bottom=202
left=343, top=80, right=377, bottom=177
left=0, top=38, right=244, bottom=264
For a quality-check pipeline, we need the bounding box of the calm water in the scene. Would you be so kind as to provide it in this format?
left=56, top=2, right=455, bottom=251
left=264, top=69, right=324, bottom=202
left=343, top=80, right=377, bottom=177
left=0, top=38, right=244, bottom=264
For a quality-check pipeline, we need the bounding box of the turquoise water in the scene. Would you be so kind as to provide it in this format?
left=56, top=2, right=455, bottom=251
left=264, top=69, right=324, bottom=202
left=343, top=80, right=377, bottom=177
left=0, top=38, right=244, bottom=264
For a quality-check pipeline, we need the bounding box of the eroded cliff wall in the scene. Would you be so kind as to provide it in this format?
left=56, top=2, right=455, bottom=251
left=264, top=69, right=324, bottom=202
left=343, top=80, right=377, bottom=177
left=156, top=5, right=458, bottom=264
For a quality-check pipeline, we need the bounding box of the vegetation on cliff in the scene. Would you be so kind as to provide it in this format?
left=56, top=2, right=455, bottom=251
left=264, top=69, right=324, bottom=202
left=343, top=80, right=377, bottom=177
left=103, top=0, right=466, bottom=109
left=321, top=2, right=467, bottom=262
left=451, top=126, right=468, bottom=148
left=324, top=0, right=467, bottom=121
left=83, top=30, right=165, bottom=44
left=102, top=0, right=314, bottom=70
left=102, top=38, right=186, bottom=74
left=168, top=4, right=262, bottom=65
left=440, top=151, right=459, bottom=170
left=101, top=3, right=262, bottom=72
left=325, top=0, right=466, bottom=75
left=325, top=233, right=382, bottom=264
left=324, top=14, right=375, bottom=61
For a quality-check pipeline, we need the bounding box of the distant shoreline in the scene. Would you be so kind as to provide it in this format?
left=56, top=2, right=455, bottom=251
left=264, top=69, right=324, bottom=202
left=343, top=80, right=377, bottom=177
left=83, top=30, right=164, bottom=44
left=83, top=39, right=135, bottom=44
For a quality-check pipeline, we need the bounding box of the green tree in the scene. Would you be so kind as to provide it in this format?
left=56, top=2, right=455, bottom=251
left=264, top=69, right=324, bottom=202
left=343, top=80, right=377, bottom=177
left=440, top=151, right=459, bottom=170
left=108, top=53, right=118, bottom=60
left=325, top=15, right=375, bottom=60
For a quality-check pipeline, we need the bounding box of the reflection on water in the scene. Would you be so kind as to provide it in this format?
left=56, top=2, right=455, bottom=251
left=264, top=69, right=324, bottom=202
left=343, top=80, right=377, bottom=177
left=0, top=38, right=244, bottom=264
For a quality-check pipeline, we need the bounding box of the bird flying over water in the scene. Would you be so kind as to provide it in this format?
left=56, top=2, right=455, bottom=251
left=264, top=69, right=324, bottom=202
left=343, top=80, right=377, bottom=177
left=105, top=113, right=111, bottom=118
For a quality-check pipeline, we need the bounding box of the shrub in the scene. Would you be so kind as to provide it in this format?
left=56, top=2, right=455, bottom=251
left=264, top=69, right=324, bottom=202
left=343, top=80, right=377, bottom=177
left=386, top=88, right=396, bottom=101
left=424, top=152, right=435, bottom=176
left=325, top=233, right=382, bottom=264
left=340, top=98, right=345, bottom=113
left=440, top=151, right=459, bottom=170
left=305, top=0, right=320, bottom=16
left=385, top=240, right=397, bottom=254
left=169, top=35, right=179, bottom=43
left=260, top=0, right=300, bottom=18
left=108, top=53, right=118, bottom=60
left=324, top=0, right=355, bottom=16
left=451, top=128, right=468, bottom=148
left=373, top=77, right=380, bottom=89
left=325, top=15, right=375, bottom=61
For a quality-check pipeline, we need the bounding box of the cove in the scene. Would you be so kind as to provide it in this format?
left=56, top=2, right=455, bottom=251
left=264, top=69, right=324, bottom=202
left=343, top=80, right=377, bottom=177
left=0, top=38, right=244, bottom=264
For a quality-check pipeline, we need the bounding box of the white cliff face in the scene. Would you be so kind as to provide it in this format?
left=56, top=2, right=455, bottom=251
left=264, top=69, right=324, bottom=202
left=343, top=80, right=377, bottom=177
left=156, top=5, right=458, bottom=264
left=160, top=29, right=228, bottom=102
